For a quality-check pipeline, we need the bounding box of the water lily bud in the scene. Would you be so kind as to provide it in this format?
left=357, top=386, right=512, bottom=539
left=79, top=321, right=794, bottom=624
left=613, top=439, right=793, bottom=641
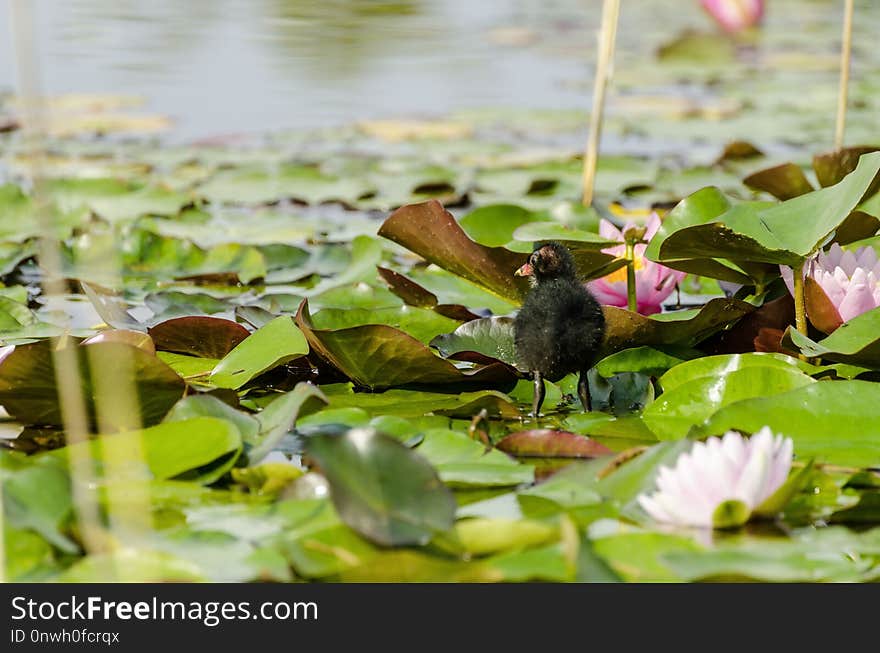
left=780, top=243, right=880, bottom=334
left=701, top=0, right=764, bottom=33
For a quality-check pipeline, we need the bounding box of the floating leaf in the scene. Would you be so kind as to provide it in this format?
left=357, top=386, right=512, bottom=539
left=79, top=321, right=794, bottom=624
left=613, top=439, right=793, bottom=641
left=430, top=317, right=519, bottom=368
left=306, top=428, right=457, bottom=546
left=210, top=316, right=309, bottom=389
left=496, top=430, right=612, bottom=458
left=783, top=308, right=880, bottom=368
left=2, top=452, right=76, bottom=552
left=378, top=200, right=530, bottom=303
left=0, top=341, right=185, bottom=427
left=51, top=416, right=242, bottom=482
left=249, top=383, right=328, bottom=463
left=644, top=366, right=814, bottom=440
left=295, top=299, right=515, bottom=390
left=309, top=306, right=461, bottom=345
left=601, top=298, right=755, bottom=357
left=699, top=381, right=880, bottom=468
left=459, top=204, right=538, bottom=247
left=595, top=346, right=693, bottom=378
left=149, top=316, right=250, bottom=359
left=658, top=353, right=817, bottom=392
left=454, top=518, right=557, bottom=556
left=415, top=428, right=534, bottom=487
left=743, top=162, right=814, bottom=200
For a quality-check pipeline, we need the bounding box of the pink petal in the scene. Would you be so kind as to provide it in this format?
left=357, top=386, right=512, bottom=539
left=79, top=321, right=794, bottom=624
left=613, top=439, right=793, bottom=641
left=838, top=250, right=860, bottom=277
left=599, top=219, right=623, bottom=242
left=586, top=279, right=629, bottom=307
left=837, top=268, right=878, bottom=322
left=779, top=265, right=795, bottom=296
left=815, top=270, right=846, bottom=308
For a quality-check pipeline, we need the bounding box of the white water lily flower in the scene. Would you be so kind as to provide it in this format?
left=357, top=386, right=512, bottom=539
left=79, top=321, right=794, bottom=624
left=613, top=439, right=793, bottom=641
left=638, top=428, right=793, bottom=529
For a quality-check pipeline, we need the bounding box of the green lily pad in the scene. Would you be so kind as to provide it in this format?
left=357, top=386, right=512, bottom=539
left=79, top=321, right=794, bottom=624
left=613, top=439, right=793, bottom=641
left=210, top=316, right=309, bottom=389
left=415, top=428, right=534, bottom=488
left=429, top=317, right=519, bottom=368
left=319, top=386, right=520, bottom=420
left=783, top=307, right=880, bottom=368
left=658, top=352, right=818, bottom=392
left=1, top=452, right=76, bottom=552
left=459, top=204, right=538, bottom=247
left=644, top=366, right=814, bottom=440
left=197, top=164, right=374, bottom=206
left=653, top=153, right=880, bottom=271
left=309, top=306, right=461, bottom=345
left=305, top=428, right=457, bottom=546
left=249, top=383, right=328, bottom=463
left=595, top=346, right=694, bottom=379
left=51, top=416, right=242, bottom=482
left=699, top=381, right=880, bottom=468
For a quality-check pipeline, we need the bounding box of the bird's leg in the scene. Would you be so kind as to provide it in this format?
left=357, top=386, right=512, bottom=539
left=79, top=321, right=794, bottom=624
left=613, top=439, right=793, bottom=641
left=531, top=370, right=545, bottom=418
left=578, top=369, right=592, bottom=412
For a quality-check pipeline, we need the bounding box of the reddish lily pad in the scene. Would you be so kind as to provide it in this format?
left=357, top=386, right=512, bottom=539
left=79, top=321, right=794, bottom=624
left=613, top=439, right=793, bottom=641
left=376, top=266, right=481, bottom=321
left=600, top=298, right=755, bottom=357
left=496, top=430, right=612, bottom=458
left=295, top=299, right=515, bottom=390
left=0, top=340, right=185, bottom=427
left=812, top=146, right=880, bottom=191
left=743, top=162, right=814, bottom=200
left=378, top=200, right=531, bottom=304
left=148, top=316, right=251, bottom=359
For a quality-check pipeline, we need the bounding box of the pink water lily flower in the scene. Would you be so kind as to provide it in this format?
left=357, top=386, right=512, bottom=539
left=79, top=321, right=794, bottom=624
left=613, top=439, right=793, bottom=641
left=587, top=213, right=686, bottom=315
left=701, top=0, right=764, bottom=32
left=638, top=428, right=793, bottom=529
left=780, top=243, right=880, bottom=333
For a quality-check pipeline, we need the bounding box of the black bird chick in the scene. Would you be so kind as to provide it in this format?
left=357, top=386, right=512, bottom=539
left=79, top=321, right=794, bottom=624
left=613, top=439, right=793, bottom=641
left=513, top=242, right=606, bottom=417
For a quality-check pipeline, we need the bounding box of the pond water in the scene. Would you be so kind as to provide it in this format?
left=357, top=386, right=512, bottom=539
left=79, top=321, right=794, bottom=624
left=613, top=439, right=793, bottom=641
left=2, top=0, right=875, bottom=147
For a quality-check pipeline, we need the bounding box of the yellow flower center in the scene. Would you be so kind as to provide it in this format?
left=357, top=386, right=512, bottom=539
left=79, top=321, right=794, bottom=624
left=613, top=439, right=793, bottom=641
left=605, top=254, right=645, bottom=284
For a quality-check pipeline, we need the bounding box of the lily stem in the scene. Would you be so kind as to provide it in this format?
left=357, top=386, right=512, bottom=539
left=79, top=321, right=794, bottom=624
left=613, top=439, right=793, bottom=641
left=792, top=261, right=811, bottom=361
left=581, top=0, right=620, bottom=206
left=625, top=240, right=637, bottom=312
left=834, top=0, right=854, bottom=150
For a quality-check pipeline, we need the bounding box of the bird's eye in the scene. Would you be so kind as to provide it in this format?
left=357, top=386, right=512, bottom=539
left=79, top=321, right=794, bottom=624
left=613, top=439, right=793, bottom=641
left=529, top=252, right=538, bottom=265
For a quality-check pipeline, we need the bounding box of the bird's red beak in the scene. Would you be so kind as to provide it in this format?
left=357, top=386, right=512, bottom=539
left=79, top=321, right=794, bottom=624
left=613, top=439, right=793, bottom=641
left=514, top=262, right=533, bottom=277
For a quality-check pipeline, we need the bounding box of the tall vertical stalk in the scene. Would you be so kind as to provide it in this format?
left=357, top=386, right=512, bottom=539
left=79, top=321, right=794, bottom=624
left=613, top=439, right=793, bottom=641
left=582, top=0, right=620, bottom=206
left=793, top=261, right=808, bottom=336
left=625, top=240, right=637, bottom=312
left=10, top=0, right=151, bottom=568
left=834, top=0, right=854, bottom=150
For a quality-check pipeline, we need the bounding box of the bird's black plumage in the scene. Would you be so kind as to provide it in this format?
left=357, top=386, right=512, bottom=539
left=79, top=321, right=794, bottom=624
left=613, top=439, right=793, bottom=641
left=513, top=242, right=606, bottom=416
